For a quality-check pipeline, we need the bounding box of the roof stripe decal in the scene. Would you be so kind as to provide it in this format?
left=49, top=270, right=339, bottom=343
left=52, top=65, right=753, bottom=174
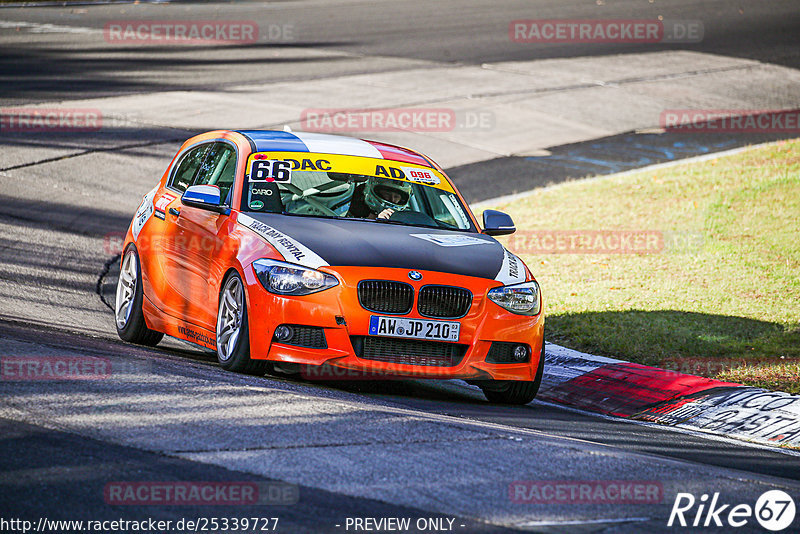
left=237, top=130, right=309, bottom=153
left=366, top=141, right=433, bottom=167
left=291, top=131, right=384, bottom=159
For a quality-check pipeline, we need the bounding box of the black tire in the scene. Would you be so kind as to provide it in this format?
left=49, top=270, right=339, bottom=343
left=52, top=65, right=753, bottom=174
left=115, top=245, right=163, bottom=346
left=480, top=340, right=545, bottom=405
left=215, top=271, right=267, bottom=375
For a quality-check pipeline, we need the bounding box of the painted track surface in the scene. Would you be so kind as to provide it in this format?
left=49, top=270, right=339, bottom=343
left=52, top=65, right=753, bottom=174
left=1, top=1, right=800, bottom=532
left=3, top=320, right=800, bottom=533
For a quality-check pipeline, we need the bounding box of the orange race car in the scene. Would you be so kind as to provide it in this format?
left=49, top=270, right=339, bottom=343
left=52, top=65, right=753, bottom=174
left=115, top=130, right=544, bottom=404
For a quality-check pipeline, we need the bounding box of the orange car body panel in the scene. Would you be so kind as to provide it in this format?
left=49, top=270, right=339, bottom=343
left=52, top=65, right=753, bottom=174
left=122, top=130, right=544, bottom=380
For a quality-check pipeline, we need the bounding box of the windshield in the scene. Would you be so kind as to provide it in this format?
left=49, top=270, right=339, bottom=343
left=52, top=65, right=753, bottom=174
left=241, top=153, right=476, bottom=231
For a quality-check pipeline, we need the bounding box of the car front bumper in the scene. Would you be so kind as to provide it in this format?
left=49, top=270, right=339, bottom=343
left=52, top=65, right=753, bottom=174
left=244, top=265, right=543, bottom=381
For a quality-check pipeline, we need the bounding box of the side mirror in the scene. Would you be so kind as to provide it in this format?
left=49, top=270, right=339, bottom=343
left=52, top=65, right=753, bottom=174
left=482, top=209, right=516, bottom=236
left=181, top=185, right=227, bottom=213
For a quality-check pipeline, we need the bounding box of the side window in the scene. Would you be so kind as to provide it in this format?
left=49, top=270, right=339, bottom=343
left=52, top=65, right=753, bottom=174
left=193, top=142, right=237, bottom=205
left=170, top=144, right=211, bottom=194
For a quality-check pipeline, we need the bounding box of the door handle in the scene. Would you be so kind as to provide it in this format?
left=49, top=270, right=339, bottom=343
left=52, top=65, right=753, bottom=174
left=169, top=207, right=180, bottom=218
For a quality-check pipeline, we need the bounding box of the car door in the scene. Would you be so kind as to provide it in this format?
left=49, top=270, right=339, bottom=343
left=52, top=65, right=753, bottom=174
left=140, top=142, right=210, bottom=318
left=163, top=141, right=238, bottom=329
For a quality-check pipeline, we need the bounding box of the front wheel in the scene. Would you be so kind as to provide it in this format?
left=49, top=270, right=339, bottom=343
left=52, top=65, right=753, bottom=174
left=479, top=341, right=545, bottom=405
left=216, top=272, right=266, bottom=375
left=115, top=246, right=163, bottom=346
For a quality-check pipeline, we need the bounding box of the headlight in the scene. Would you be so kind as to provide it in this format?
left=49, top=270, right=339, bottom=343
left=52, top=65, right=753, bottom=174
left=253, top=259, right=339, bottom=296
left=487, top=280, right=541, bottom=316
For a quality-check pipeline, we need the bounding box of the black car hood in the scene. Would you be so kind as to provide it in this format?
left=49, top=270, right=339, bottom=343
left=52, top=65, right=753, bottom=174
left=237, top=212, right=524, bottom=283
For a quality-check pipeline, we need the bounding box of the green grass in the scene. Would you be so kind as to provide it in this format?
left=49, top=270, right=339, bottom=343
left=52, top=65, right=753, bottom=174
left=478, top=139, right=800, bottom=394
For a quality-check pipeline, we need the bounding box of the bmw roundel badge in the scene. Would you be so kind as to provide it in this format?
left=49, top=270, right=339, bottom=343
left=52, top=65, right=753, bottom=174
left=408, top=270, right=422, bottom=281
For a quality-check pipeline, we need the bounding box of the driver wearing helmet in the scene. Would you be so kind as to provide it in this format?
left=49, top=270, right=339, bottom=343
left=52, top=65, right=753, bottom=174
left=348, top=176, right=412, bottom=220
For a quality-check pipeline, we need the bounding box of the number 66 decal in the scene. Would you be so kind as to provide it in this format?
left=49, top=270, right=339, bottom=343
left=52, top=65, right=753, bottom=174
left=250, top=160, right=292, bottom=182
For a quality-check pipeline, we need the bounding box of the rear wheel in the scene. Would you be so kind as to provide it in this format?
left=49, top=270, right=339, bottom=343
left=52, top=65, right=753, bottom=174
left=216, top=272, right=266, bottom=375
left=479, top=340, right=545, bottom=405
left=115, top=246, right=163, bottom=346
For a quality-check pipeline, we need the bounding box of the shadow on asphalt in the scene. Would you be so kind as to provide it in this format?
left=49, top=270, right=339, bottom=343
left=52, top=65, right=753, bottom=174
left=0, top=417, right=512, bottom=534
left=3, top=317, right=800, bottom=485
left=0, top=41, right=358, bottom=102
left=312, top=375, right=800, bottom=482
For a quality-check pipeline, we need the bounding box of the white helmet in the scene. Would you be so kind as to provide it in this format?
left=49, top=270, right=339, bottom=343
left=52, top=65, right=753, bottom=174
left=364, top=176, right=412, bottom=213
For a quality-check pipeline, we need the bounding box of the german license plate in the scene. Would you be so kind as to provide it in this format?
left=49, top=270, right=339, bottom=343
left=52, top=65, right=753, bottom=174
left=368, top=315, right=460, bottom=342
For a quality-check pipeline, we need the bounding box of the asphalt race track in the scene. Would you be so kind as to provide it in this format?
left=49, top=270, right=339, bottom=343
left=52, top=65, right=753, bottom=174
left=1, top=1, right=800, bottom=533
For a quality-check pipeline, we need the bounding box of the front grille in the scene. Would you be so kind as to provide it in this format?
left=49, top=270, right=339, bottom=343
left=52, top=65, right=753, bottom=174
left=351, top=336, right=467, bottom=367
left=418, top=285, right=472, bottom=318
left=485, top=342, right=529, bottom=363
left=358, top=280, right=414, bottom=314
left=272, top=325, right=327, bottom=349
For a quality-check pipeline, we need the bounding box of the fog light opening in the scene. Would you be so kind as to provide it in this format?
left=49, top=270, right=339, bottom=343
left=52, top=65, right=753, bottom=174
left=513, top=344, right=529, bottom=362
left=274, top=325, right=294, bottom=342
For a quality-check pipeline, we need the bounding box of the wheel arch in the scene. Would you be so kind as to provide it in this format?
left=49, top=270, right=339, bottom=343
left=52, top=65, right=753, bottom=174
left=115, top=241, right=164, bottom=346
left=216, top=264, right=251, bottom=331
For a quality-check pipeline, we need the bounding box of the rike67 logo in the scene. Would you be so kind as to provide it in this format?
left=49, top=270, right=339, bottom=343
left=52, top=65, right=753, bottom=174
left=668, top=490, right=796, bottom=531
